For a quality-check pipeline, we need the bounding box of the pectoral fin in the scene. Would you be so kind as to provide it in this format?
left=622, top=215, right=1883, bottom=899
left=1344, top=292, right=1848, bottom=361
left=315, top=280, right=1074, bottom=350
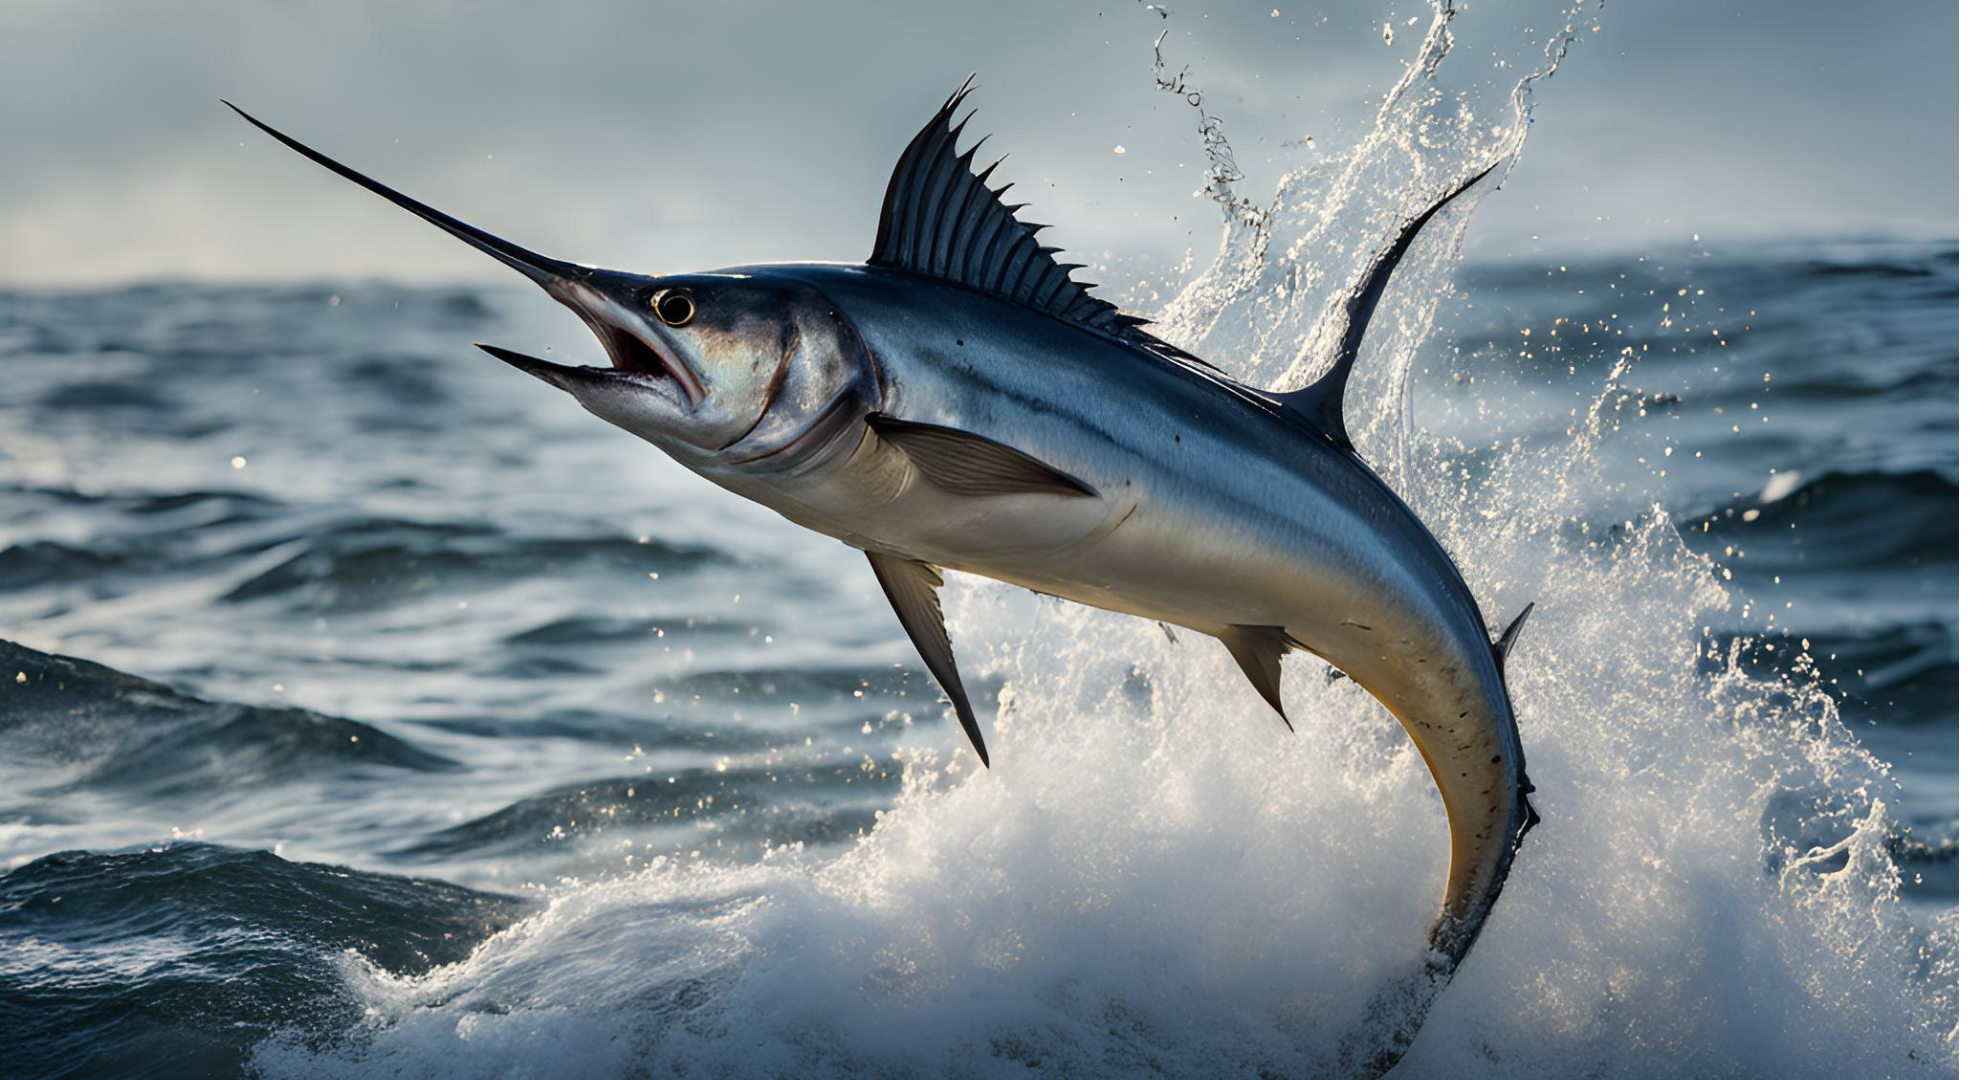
left=1216, top=625, right=1296, bottom=732
left=869, top=415, right=1098, bottom=499
left=866, top=551, right=990, bottom=766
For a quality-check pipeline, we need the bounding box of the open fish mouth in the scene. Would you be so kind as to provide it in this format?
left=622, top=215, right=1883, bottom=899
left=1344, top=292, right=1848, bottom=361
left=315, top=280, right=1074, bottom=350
left=537, top=286, right=708, bottom=405
left=479, top=289, right=706, bottom=406
left=594, top=324, right=703, bottom=402
left=474, top=340, right=692, bottom=409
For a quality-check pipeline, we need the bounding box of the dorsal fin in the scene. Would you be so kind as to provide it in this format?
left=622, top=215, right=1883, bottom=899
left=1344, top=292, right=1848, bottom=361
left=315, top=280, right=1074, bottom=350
left=1492, top=601, right=1535, bottom=673
left=870, top=77, right=1135, bottom=333
left=1277, top=163, right=1502, bottom=453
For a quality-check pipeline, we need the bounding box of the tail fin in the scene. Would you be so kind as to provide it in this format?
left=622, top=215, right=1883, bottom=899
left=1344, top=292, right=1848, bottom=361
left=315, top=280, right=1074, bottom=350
left=1276, top=163, right=1502, bottom=453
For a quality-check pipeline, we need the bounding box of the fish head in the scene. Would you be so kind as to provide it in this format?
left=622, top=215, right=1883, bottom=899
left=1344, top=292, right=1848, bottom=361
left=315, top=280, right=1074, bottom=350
left=221, top=104, right=871, bottom=469
left=485, top=269, right=872, bottom=465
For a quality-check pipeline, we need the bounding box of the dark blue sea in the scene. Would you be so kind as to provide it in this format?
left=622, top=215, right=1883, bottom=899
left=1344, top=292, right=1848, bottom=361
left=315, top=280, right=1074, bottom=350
left=0, top=238, right=1956, bottom=1077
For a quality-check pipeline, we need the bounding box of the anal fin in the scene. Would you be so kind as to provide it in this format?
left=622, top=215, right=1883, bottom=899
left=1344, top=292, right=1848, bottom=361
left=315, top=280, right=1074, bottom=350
left=866, top=551, right=989, bottom=766
left=1216, top=625, right=1296, bottom=732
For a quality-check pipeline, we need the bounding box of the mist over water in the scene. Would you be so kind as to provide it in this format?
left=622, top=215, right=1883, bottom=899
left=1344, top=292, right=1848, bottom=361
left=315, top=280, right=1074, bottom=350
left=0, top=3, right=1955, bottom=1077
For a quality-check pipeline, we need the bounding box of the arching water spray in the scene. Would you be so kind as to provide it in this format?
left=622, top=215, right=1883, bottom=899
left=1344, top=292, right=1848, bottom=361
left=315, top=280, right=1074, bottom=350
left=1154, top=0, right=1596, bottom=496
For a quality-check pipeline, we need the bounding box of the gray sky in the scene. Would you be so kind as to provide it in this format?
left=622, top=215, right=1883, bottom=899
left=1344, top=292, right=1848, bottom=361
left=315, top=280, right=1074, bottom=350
left=0, top=0, right=1955, bottom=286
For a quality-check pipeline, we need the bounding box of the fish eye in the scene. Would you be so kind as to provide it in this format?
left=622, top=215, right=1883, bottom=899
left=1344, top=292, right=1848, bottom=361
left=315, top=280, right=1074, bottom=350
left=652, top=288, right=696, bottom=327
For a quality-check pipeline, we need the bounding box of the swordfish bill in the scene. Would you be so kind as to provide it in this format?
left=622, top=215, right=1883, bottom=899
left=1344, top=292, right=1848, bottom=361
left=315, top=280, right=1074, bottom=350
left=229, top=76, right=1539, bottom=1073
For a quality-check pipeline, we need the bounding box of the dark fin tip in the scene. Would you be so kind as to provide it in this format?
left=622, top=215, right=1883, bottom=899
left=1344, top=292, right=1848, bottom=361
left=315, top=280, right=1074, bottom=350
left=1493, top=601, right=1536, bottom=672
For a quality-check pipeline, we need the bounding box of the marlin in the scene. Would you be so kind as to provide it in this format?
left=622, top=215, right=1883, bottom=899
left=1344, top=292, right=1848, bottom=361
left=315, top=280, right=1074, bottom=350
left=227, top=79, right=1537, bottom=1071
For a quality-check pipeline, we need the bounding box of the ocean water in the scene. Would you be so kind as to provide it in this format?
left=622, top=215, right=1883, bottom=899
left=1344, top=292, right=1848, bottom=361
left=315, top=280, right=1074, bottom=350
left=0, top=239, right=1956, bottom=1077
left=0, top=14, right=1960, bottom=1078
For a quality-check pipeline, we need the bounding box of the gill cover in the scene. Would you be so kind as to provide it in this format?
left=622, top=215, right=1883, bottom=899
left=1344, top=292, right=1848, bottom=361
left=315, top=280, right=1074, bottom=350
left=648, top=274, right=877, bottom=458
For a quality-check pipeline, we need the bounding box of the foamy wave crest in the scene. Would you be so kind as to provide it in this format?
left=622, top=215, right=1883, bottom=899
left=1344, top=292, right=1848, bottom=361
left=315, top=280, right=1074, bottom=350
left=253, top=517, right=1955, bottom=1077
left=252, top=2, right=1955, bottom=1075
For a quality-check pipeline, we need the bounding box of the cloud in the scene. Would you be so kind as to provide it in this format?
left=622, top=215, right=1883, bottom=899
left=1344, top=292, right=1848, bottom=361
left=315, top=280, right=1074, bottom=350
left=0, top=0, right=1954, bottom=286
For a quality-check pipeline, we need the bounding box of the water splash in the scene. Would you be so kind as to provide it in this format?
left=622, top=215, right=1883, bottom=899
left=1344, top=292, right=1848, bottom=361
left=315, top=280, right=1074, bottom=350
left=1155, top=0, right=1597, bottom=493
left=1149, top=14, right=1265, bottom=230
left=252, top=5, right=1956, bottom=1077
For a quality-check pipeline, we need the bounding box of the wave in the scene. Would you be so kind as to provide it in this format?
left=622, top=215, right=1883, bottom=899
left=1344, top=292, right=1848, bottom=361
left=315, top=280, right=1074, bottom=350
left=504, top=613, right=757, bottom=647
left=1682, top=468, right=1955, bottom=592
left=260, top=550, right=1958, bottom=1078
left=1702, top=620, right=1956, bottom=729
left=221, top=518, right=725, bottom=613
left=1793, top=244, right=1957, bottom=281
left=0, top=842, right=525, bottom=1080
left=393, top=763, right=888, bottom=862
left=410, top=706, right=768, bottom=749
left=0, top=639, right=456, bottom=801
left=1, top=484, right=285, bottom=532
left=0, top=541, right=126, bottom=589
left=0, top=486, right=292, bottom=595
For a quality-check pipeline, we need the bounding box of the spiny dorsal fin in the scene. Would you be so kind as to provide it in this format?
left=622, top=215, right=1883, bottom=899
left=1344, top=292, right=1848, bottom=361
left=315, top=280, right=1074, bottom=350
left=1492, top=601, right=1535, bottom=672
left=865, top=552, right=989, bottom=767
left=1215, top=625, right=1297, bottom=732
left=1277, top=162, right=1502, bottom=453
left=870, top=77, right=1137, bottom=334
